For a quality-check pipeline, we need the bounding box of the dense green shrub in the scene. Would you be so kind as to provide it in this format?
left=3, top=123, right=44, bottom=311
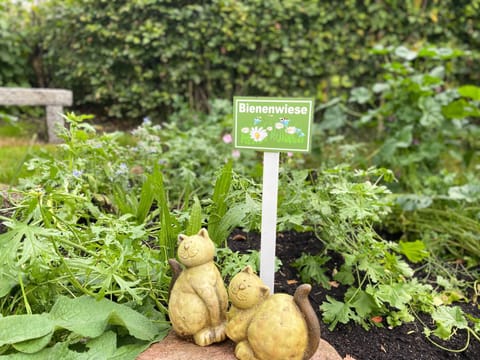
left=0, top=2, right=31, bottom=87
left=26, top=0, right=479, bottom=120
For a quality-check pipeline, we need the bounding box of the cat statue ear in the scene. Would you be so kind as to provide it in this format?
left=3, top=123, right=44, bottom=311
left=241, top=266, right=271, bottom=295
left=177, top=228, right=209, bottom=244
left=197, top=228, right=209, bottom=238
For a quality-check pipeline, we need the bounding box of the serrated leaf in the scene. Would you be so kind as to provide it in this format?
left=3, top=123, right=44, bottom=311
left=374, top=283, right=412, bottom=309
left=398, top=240, right=430, bottom=263
left=431, top=306, right=468, bottom=340
left=320, top=296, right=356, bottom=330
left=292, top=253, right=331, bottom=289
left=346, top=288, right=379, bottom=318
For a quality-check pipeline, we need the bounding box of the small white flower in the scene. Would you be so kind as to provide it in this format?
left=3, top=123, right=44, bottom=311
left=275, top=122, right=284, bottom=129
left=241, top=127, right=250, bottom=134
left=250, top=127, right=268, bottom=142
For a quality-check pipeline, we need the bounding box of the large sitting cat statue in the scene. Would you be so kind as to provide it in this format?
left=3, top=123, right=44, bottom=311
left=225, top=266, right=320, bottom=360
left=168, top=228, right=228, bottom=346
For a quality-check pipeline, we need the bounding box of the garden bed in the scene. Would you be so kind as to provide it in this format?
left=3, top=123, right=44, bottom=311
left=226, top=229, right=480, bottom=360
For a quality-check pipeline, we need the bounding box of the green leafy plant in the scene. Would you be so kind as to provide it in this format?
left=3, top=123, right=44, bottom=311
left=0, top=295, right=169, bottom=358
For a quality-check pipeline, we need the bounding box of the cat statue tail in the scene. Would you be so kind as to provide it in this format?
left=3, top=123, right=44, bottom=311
left=168, top=258, right=183, bottom=300
left=294, top=284, right=321, bottom=360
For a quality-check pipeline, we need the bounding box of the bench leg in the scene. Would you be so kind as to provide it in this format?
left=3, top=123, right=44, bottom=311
left=46, top=105, right=65, bottom=143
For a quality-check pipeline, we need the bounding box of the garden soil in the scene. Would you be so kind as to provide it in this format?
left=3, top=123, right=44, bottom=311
left=225, top=229, right=480, bottom=360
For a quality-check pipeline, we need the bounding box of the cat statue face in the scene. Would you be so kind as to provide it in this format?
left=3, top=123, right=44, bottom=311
left=226, top=266, right=320, bottom=360
left=168, top=228, right=228, bottom=346
left=177, top=228, right=215, bottom=267
left=228, top=266, right=270, bottom=309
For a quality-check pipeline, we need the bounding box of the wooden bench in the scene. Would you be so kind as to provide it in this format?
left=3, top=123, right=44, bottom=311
left=0, top=87, right=73, bottom=143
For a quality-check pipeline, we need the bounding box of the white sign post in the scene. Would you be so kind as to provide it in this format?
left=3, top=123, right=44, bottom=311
left=259, top=152, right=280, bottom=292
left=233, top=96, right=314, bottom=293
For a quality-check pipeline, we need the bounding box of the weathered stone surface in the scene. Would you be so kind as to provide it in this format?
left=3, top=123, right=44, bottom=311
left=0, top=87, right=72, bottom=106
left=137, top=331, right=344, bottom=360
left=0, top=87, right=72, bottom=143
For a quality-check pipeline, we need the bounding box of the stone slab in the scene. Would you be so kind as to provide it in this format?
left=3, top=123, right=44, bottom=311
left=138, top=331, right=344, bottom=360
left=0, top=87, right=73, bottom=106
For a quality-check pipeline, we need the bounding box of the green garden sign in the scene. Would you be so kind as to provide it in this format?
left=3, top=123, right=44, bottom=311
left=232, top=96, right=314, bottom=293
left=233, top=97, right=314, bottom=152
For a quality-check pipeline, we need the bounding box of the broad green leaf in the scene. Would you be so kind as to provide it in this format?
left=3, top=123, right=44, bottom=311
left=447, top=184, right=480, bottom=202
left=372, top=82, right=389, bottom=93
left=398, top=240, right=429, bottom=263
left=49, top=296, right=164, bottom=341
left=396, top=194, right=432, bottom=211
left=394, top=126, right=413, bottom=148
left=0, top=315, right=54, bottom=347
left=12, top=334, right=52, bottom=354
left=431, top=306, right=468, bottom=340
left=442, top=99, right=480, bottom=119
left=458, top=85, right=480, bottom=101
left=349, top=87, right=371, bottom=104
left=394, top=46, right=417, bottom=61
left=418, top=97, right=443, bottom=127
left=319, top=104, right=346, bottom=131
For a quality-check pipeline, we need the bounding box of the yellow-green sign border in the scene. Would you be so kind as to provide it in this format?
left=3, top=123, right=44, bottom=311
left=233, top=96, right=314, bottom=153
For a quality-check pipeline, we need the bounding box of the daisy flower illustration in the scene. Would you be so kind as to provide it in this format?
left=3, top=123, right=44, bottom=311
left=286, top=126, right=297, bottom=134
left=250, top=127, right=268, bottom=142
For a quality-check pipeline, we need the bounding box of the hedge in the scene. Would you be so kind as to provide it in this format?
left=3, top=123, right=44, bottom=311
left=3, top=0, right=480, bottom=121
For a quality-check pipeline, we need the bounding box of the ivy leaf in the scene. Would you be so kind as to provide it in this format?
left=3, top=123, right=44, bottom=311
left=320, top=296, right=357, bottom=331
left=431, top=306, right=468, bottom=340
left=349, top=87, right=371, bottom=104
left=320, top=104, right=346, bottom=131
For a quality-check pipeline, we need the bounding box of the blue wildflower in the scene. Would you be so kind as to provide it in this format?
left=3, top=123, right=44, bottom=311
left=72, top=170, right=83, bottom=178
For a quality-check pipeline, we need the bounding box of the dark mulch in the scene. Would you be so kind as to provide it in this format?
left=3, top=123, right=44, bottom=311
left=227, top=229, right=480, bottom=360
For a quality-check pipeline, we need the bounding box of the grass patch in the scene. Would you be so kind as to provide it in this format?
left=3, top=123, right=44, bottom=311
left=0, top=138, right=55, bottom=185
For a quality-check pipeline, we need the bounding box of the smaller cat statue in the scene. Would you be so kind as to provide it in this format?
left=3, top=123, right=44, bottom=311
left=226, top=266, right=320, bottom=360
left=168, top=228, right=228, bottom=346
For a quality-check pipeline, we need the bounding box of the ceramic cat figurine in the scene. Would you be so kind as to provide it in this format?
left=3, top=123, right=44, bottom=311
left=226, top=266, right=320, bottom=360
left=168, top=228, right=228, bottom=346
